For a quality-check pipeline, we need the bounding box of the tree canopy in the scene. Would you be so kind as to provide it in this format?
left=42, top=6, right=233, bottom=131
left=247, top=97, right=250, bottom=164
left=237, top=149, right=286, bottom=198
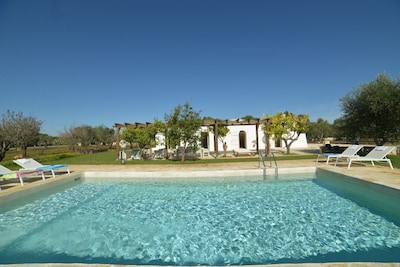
left=59, top=125, right=115, bottom=152
left=262, top=111, right=309, bottom=154
left=340, top=73, right=400, bottom=145
left=121, top=124, right=158, bottom=153
left=0, top=110, right=42, bottom=160
left=165, top=102, right=202, bottom=162
left=308, top=118, right=334, bottom=143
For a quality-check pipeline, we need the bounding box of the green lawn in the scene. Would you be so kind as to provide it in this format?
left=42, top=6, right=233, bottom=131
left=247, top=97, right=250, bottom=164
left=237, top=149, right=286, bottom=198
left=1, top=145, right=399, bottom=169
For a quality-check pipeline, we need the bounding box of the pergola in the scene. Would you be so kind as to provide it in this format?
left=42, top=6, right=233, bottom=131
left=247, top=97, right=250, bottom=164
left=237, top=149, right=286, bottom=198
left=113, top=118, right=270, bottom=157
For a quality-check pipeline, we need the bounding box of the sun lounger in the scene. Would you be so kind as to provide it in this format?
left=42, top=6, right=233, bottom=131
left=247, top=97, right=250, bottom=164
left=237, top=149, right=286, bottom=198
left=0, top=165, right=44, bottom=186
left=336, top=146, right=395, bottom=170
left=13, top=158, right=70, bottom=178
left=232, top=149, right=257, bottom=157
left=317, top=145, right=363, bottom=164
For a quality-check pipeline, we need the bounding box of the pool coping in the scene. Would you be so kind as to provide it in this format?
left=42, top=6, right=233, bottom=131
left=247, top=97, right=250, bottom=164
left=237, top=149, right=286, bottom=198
left=0, top=167, right=316, bottom=206
left=82, top=166, right=315, bottom=178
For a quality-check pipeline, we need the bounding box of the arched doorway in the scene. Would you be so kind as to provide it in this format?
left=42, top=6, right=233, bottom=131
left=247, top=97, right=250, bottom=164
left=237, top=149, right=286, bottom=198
left=200, top=132, right=209, bottom=148
left=275, top=137, right=281, bottom=147
left=239, top=131, right=246, bottom=149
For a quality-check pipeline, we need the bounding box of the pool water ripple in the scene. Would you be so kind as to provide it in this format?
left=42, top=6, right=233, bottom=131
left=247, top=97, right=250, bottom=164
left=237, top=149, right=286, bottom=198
left=1, top=178, right=400, bottom=265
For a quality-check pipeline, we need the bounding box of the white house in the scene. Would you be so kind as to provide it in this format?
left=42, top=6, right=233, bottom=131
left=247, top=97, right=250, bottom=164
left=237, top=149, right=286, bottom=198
left=199, top=124, right=308, bottom=153
left=152, top=124, right=308, bottom=154
left=115, top=119, right=308, bottom=157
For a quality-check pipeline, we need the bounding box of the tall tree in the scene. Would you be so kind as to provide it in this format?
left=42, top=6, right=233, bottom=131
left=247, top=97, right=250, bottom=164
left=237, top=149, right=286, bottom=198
left=74, top=125, right=95, bottom=150
left=340, top=74, right=400, bottom=145
left=0, top=110, right=42, bottom=160
left=121, top=124, right=158, bottom=158
left=93, top=125, right=115, bottom=148
left=332, top=118, right=348, bottom=142
left=59, top=125, right=96, bottom=152
left=38, top=133, right=57, bottom=148
left=206, top=119, right=230, bottom=156
left=151, top=118, right=168, bottom=157
left=0, top=118, right=13, bottom=161
left=59, top=126, right=78, bottom=151
left=165, top=102, right=202, bottom=162
left=308, top=118, right=333, bottom=143
left=262, top=111, right=309, bottom=154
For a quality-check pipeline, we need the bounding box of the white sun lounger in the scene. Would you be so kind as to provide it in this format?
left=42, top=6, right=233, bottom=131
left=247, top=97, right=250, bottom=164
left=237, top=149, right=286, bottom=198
left=13, top=158, right=70, bottom=178
left=317, top=145, right=363, bottom=164
left=336, top=146, right=395, bottom=170
left=232, top=148, right=257, bottom=157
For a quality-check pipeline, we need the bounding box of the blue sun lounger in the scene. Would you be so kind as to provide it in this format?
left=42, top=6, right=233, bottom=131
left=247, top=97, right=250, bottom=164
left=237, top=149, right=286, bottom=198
left=0, top=164, right=44, bottom=186
left=13, top=158, right=70, bottom=178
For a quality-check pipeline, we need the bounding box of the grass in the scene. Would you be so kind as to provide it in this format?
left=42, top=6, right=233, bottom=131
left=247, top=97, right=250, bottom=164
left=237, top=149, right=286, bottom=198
left=388, top=154, right=400, bottom=168
left=1, top=145, right=399, bottom=169
left=43, top=150, right=318, bottom=165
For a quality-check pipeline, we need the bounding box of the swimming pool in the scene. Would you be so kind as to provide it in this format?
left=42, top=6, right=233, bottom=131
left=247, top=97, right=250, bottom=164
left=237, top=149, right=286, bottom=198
left=0, top=170, right=399, bottom=265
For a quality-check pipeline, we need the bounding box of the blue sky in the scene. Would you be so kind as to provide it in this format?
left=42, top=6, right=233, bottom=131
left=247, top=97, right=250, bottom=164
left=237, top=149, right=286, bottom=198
left=1, top=0, right=399, bottom=136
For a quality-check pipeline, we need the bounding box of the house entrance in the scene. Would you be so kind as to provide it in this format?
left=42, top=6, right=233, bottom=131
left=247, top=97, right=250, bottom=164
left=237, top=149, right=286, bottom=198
left=239, top=131, right=246, bottom=149
left=200, top=132, right=209, bottom=148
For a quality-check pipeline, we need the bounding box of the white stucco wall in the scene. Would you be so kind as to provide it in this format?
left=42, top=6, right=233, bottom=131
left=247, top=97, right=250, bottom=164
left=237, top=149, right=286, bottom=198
left=152, top=125, right=308, bottom=152
left=202, top=125, right=308, bottom=152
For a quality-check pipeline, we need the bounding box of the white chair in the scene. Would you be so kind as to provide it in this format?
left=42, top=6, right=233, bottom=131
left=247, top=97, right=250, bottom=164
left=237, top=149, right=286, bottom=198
left=336, top=146, right=395, bottom=170
left=317, top=145, right=363, bottom=164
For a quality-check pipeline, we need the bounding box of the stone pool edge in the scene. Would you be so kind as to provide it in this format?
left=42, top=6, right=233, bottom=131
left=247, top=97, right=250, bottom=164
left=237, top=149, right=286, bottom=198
left=0, top=167, right=315, bottom=206
left=82, top=166, right=315, bottom=178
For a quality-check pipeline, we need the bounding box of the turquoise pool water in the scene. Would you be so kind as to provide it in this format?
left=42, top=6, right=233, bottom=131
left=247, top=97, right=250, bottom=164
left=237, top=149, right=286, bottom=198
left=1, top=175, right=400, bottom=265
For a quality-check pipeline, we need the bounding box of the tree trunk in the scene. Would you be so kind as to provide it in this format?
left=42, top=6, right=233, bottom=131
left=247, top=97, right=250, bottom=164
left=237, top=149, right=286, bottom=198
left=22, top=145, right=28, bottom=158
left=286, top=144, right=291, bottom=154
left=0, top=150, right=6, bottom=161
left=284, top=134, right=300, bottom=154
left=319, top=133, right=324, bottom=143
left=0, top=142, right=12, bottom=162
left=181, top=148, right=185, bottom=162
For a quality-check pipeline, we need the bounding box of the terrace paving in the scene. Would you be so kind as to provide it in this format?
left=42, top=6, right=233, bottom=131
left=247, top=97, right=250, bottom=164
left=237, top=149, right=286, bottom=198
left=2, top=158, right=399, bottom=189
left=67, top=158, right=400, bottom=191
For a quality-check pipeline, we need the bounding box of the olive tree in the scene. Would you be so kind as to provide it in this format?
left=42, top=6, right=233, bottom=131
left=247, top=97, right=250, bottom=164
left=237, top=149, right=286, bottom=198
left=262, top=111, right=309, bottom=154
left=121, top=124, right=158, bottom=157
left=340, top=74, right=400, bottom=145
left=93, top=125, right=115, bottom=148
left=59, top=125, right=95, bottom=152
left=165, top=102, right=202, bottom=162
left=59, top=126, right=78, bottom=151
left=75, top=125, right=95, bottom=149
left=0, top=110, right=42, bottom=160
left=38, top=133, right=57, bottom=147
left=308, top=118, right=333, bottom=143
